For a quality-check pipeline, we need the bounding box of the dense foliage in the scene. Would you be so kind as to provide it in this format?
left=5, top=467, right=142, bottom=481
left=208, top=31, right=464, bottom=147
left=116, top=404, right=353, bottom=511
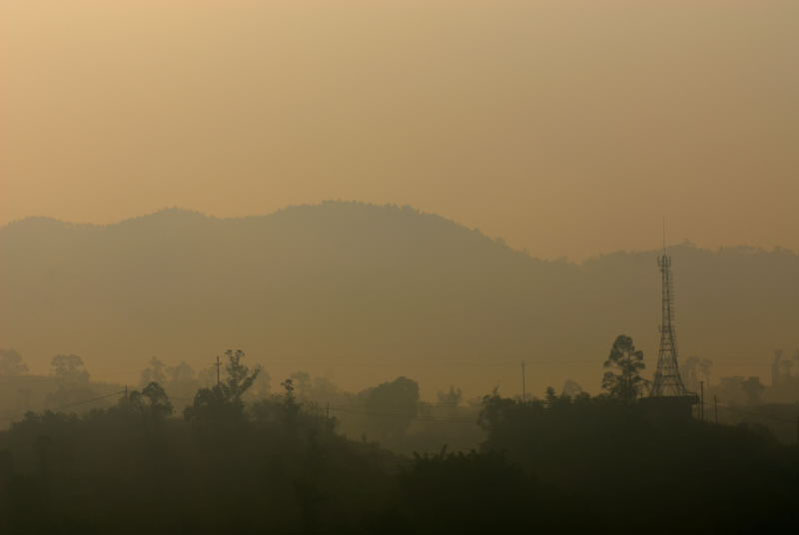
left=1, top=366, right=796, bottom=533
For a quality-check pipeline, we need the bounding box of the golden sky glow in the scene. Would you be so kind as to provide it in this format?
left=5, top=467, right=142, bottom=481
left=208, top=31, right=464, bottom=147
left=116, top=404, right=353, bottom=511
left=2, top=1, right=798, bottom=259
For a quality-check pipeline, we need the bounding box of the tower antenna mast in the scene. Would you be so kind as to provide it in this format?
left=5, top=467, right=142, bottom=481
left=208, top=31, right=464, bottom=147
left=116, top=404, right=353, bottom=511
left=650, top=220, right=690, bottom=398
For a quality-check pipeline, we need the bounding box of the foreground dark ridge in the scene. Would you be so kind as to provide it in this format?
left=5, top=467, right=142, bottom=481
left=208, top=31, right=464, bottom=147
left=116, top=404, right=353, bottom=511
left=1, top=374, right=795, bottom=534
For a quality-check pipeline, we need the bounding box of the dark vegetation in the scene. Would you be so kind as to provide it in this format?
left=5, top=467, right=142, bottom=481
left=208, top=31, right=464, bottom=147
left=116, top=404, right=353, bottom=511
left=1, top=349, right=797, bottom=534
left=1, top=204, right=798, bottom=532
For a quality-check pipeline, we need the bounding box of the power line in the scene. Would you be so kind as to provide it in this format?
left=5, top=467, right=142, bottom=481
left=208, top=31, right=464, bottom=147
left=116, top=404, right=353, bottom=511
left=56, top=390, right=125, bottom=411
left=0, top=390, right=124, bottom=422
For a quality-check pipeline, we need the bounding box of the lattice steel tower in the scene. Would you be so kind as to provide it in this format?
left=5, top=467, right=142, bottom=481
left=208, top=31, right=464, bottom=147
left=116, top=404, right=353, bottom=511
left=650, top=247, right=690, bottom=397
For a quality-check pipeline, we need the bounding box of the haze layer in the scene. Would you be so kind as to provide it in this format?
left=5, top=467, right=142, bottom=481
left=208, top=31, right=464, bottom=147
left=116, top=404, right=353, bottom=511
left=2, top=1, right=798, bottom=259
left=2, top=203, right=796, bottom=396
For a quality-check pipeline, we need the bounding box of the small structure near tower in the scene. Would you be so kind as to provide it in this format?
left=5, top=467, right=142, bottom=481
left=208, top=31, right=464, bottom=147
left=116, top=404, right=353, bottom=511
left=640, top=243, right=698, bottom=418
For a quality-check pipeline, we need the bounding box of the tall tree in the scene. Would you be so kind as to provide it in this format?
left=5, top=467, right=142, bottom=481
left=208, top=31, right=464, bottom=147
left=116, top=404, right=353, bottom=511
left=602, top=335, right=649, bottom=402
left=123, top=381, right=174, bottom=420
left=51, top=354, right=90, bottom=384
left=140, top=356, right=167, bottom=387
left=0, top=348, right=27, bottom=376
left=561, top=379, right=584, bottom=398
left=47, top=354, right=94, bottom=408
left=358, top=376, right=419, bottom=441
left=184, top=349, right=260, bottom=422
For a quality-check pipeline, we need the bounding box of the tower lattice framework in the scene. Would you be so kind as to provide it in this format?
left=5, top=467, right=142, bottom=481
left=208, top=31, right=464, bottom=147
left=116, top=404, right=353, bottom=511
left=650, top=251, right=690, bottom=397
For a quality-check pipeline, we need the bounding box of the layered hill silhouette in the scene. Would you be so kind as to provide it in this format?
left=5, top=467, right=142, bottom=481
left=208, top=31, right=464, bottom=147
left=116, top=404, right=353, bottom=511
left=1, top=201, right=797, bottom=395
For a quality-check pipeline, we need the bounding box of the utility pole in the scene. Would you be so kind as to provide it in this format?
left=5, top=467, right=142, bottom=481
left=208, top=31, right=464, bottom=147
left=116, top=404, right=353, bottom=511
left=714, top=395, right=718, bottom=425
left=215, top=355, right=221, bottom=386
left=521, top=361, right=527, bottom=402
left=700, top=381, right=704, bottom=421
left=124, top=384, right=128, bottom=402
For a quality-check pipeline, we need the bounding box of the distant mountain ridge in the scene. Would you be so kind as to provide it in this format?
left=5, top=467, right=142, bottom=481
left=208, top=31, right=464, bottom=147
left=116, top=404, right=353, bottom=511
left=2, top=201, right=797, bottom=395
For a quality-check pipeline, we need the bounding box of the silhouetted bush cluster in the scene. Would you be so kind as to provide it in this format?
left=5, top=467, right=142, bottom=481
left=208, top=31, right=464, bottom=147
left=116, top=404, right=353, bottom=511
left=479, top=392, right=799, bottom=533
left=0, top=374, right=796, bottom=533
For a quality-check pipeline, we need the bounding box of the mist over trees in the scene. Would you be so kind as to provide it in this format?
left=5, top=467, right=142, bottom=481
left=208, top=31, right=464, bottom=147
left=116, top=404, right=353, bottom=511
left=0, top=349, right=27, bottom=377
left=46, top=354, right=96, bottom=409
left=1, top=202, right=797, bottom=395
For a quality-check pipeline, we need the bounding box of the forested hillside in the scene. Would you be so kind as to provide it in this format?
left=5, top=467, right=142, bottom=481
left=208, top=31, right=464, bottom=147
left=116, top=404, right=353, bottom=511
left=2, top=202, right=797, bottom=394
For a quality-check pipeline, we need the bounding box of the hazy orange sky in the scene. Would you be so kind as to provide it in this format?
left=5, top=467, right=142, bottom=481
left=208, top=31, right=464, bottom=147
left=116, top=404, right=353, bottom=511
left=2, top=1, right=797, bottom=259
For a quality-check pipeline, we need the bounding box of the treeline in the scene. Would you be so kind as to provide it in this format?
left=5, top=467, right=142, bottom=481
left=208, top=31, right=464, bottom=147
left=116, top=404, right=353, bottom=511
left=0, top=351, right=797, bottom=533
left=4, top=202, right=799, bottom=397
left=0, top=349, right=485, bottom=454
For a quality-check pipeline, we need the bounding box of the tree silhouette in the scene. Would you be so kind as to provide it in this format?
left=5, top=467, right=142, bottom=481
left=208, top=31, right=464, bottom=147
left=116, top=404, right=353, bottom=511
left=50, top=354, right=89, bottom=384
left=123, top=382, right=174, bottom=420
left=741, top=377, right=765, bottom=405
left=359, top=377, right=419, bottom=442
left=139, top=356, right=167, bottom=387
left=223, top=349, right=260, bottom=401
left=0, top=348, right=27, bottom=376
left=436, top=386, right=462, bottom=408
left=602, top=335, right=649, bottom=402
left=561, top=379, right=584, bottom=398
left=184, top=349, right=260, bottom=422
left=47, top=354, right=94, bottom=408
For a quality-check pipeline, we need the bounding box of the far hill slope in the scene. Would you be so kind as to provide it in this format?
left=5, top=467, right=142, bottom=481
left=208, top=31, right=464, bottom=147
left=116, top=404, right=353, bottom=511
left=1, top=202, right=796, bottom=396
